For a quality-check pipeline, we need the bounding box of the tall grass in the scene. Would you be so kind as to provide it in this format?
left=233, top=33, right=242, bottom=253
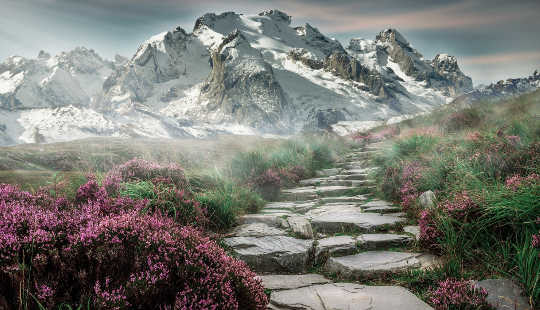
left=371, top=90, right=540, bottom=308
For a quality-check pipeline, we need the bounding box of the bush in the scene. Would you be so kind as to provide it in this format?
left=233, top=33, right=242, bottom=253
left=428, top=279, right=491, bottom=310
left=0, top=183, right=268, bottom=309
left=443, top=108, right=483, bottom=132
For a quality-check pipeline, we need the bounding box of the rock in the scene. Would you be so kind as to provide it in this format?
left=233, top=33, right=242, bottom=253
left=258, top=274, right=331, bottom=290
left=280, top=186, right=354, bottom=201
left=403, top=226, right=420, bottom=239
left=318, top=195, right=367, bottom=203
left=419, top=191, right=436, bottom=209
left=231, top=223, right=287, bottom=237
left=316, top=168, right=341, bottom=177
left=364, top=205, right=402, bottom=214
left=358, top=234, right=412, bottom=249
left=263, top=201, right=318, bottom=214
left=287, top=216, right=314, bottom=239
left=474, top=279, right=530, bottom=310
left=315, top=236, right=359, bottom=260
left=269, top=283, right=434, bottom=310
left=223, top=236, right=314, bottom=273
left=239, top=214, right=289, bottom=228
left=326, top=251, right=439, bottom=278
left=310, top=211, right=407, bottom=234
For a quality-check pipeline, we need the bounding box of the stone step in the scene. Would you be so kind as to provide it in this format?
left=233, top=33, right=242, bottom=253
left=279, top=186, right=355, bottom=201
left=332, top=173, right=369, bottom=180
left=263, top=201, right=318, bottom=214
left=268, top=283, right=434, bottom=310
left=326, top=251, right=440, bottom=279
left=319, top=195, right=367, bottom=204
left=223, top=236, right=314, bottom=273
left=299, top=177, right=368, bottom=187
left=361, top=199, right=402, bottom=214
left=316, top=168, right=342, bottom=177
left=258, top=274, right=331, bottom=291
left=230, top=223, right=287, bottom=237
left=343, top=167, right=378, bottom=175
left=310, top=211, right=407, bottom=234
left=315, top=234, right=413, bottom=262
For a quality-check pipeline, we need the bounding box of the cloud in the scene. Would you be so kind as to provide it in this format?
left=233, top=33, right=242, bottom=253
left=461, top=51, right=540, bottom=65
left=276, top=0, right=537, bottom=32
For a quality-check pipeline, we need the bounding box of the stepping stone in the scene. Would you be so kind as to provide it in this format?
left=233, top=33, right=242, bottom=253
left=239, top=214, right=289, bottom=228
left=326, top=251, right=439, bottom=278
left=316, top=168, right=342, bottom=177
left=358, top=234, right=413, bottom=249
left=319, top=195, right=367, bottom=204
left=315, top=235, right=358, bottom=260
left=474, top=279, right=530, bottom=310
left=268, top=283, right=433, bottom=310
left=223, top=236, right=314, bottom=273
left=364, top=205, right=402, bottom=214
left=344, top=167, right=377, bottom=175
left=310, top=211, right=407, bottom=234
left=305, top=203, right=361, bottom=218
left=299, top=177, right=357, bottom=187
left=258, top=274, right=331, bottom=290
left=264, top=201, right=318, bottom=214
left=287, top=216, right=314, bottom=239
left=333, top=173, right=368, bottom=180
left=404, top=226, right=420, bottom=239
left=231, top=223, right=287, bottom=237
left=362, top=200, right=394, bottom=207
left=280, top=186, right=354, bottom=201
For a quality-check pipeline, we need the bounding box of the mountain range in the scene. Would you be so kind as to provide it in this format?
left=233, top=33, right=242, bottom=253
left=0, top=10, right=537, bottom=145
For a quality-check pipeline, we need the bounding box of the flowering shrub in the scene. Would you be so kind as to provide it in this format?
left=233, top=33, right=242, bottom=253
left=419, top=209, right=441, bottom=249
left=352, top=126, right=399, bottom=143
left=0, top=183, right=268, bottom=309
left=399, top=162, right=424, bottom=211
left=428, top=279, right=490, bottom=310
left=250, top=168, right=282, bottom=200
left=505, top=173, right=540, bottom=191
left=105, top=158, right=187, bottom=195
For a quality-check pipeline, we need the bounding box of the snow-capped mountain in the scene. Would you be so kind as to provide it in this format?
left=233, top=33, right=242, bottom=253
left=451, top=70, right=540, bottom=107
left=1, top=10, right=477, bottom=145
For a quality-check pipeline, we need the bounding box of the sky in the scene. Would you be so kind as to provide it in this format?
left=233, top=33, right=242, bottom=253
left=0, top=0, right=539, bottom=85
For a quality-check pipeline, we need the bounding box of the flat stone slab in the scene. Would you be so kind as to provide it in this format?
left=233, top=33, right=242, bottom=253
left=280, top=186, right=355, bottom=201
left=258, top=274, right=331, bottom=290
left=223, top=236, right=314, bottom=273
left=287, top=216, right=314, bottom=239
left=319, top=195, right=367, bottom=204
left=231, top=223, right=287, bottom=237
left=268, top=283, right=433, bottom=310
left=316, top=168, right=342, bottom=177
left=344, top=167, right=378, bottom=175
left=474, top=279, right=530, bottom=310
left=364, top=205, right=402, bottom=213
left=361, top=200, right=394, bottom=208
left=264, top=201, right=318, bottom=214
left=404, top=226, right=420, bottom=239
left=239, top=214, right=288, bottom=228
left=332, top=173, right=368, bottom=180
left=358, top=234, right=413, bottom=249
left=299, top=177, right=358, bottom=187
left=315, top=236, right=359, bottom=259
left=326, top=251, right=439, bottom=278
left=310, top=211, right=407, bottom=233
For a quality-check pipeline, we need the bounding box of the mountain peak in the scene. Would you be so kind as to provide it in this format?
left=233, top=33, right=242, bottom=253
left=376, top=28, right=409, bottom=46
left=258, top=9, right=292, bottom=25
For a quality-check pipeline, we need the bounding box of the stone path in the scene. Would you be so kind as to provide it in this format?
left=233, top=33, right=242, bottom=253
left=223, top=143, right=437, bottom=309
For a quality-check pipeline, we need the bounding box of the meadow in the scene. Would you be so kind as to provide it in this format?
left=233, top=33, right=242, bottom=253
left=358, top=90, right=540, bottom=308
